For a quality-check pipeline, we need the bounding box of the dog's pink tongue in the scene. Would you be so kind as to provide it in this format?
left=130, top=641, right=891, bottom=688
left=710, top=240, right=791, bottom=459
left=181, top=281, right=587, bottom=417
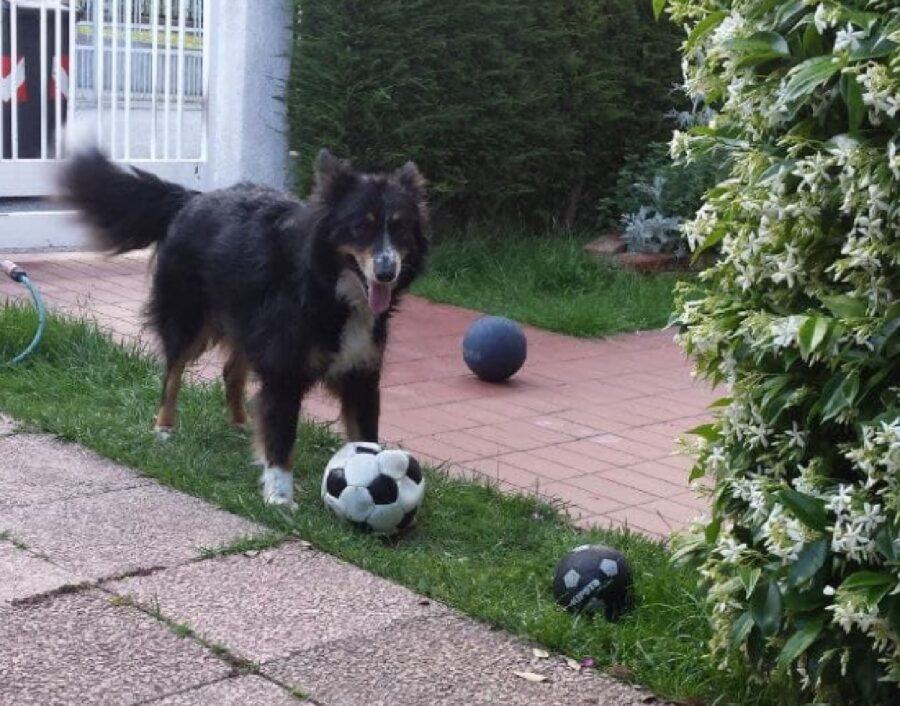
left=368, top=282, right=392, bottom=315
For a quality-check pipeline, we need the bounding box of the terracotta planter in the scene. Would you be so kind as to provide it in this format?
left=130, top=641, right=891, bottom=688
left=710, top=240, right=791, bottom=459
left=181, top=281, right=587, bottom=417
left=614, top=251, right=680, bottom=273
left=586, top=232, right=715, bottom=273
left=584, top=233, right=627, bottom=257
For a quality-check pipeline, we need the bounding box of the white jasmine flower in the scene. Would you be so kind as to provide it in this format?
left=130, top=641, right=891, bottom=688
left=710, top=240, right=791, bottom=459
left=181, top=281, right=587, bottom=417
left=834, top=23, right=867, bottom=53
left=770, top=316, right=802, bottom=348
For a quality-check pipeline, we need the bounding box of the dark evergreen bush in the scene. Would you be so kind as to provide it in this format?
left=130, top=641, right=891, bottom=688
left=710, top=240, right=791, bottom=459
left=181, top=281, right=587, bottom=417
left=287, top=0, right=681, bottom=228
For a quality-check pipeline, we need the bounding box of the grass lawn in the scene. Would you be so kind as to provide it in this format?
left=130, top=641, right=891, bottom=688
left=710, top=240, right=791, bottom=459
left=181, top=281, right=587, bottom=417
left=412, top=231, right=682, bottom=338
left=0, top=305, right=778, bottom=705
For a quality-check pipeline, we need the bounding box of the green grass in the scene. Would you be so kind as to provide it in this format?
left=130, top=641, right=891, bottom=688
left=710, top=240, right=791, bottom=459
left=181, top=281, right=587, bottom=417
left=0, top=305, right=778, bottom=705
left=412, top=231, right=682, bottom=338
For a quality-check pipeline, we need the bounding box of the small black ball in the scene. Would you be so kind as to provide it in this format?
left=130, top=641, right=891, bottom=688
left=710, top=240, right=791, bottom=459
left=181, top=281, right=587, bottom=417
left=462, top=316, right=527, bottom=383
left=552, top=545, right=633, bottom=620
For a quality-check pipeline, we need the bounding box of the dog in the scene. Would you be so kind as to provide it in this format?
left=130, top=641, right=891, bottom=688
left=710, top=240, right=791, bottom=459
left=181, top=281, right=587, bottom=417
left=60, top=147, right=429, bottom=509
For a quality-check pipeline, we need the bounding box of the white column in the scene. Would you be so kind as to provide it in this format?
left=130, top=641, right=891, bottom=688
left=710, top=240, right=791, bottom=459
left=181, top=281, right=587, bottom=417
left=205, top=0, right=291, bottom=190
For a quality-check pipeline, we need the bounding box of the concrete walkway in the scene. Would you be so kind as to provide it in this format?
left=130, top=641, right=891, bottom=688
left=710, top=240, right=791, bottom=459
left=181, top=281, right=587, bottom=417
left=0, top=251, right=716, bottom=537
left=0, top=423, right=662, bottom=705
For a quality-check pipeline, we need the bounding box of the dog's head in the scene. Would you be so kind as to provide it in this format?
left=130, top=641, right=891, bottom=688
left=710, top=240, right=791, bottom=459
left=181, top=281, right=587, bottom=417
left=311, top=149, right=429, bottom=315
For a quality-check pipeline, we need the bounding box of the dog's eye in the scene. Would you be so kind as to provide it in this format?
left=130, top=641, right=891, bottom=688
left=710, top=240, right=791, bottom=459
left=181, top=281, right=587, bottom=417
left=351, top=221, right=374, bottom=239
left=390, top=216, right=410, bottom=233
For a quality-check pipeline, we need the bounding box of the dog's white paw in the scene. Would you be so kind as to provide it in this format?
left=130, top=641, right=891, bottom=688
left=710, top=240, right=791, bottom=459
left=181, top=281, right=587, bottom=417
left=154, top=426, right=174, bottom=442
left=260, top=466, right=296, bottom=511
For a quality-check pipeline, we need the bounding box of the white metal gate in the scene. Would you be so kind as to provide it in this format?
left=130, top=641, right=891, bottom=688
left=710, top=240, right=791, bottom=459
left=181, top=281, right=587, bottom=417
left=0, top=0, right=209, bottom=197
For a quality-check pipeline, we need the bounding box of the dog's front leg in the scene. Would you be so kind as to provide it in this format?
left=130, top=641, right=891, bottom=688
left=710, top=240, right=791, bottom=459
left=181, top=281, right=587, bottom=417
left=256, top=374, right=309, bottom=509
left=336, top=370, right=381, bottom=443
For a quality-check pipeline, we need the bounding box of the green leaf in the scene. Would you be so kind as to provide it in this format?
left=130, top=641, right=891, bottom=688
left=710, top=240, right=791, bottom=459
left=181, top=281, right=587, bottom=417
left=839, top=10, right=880, bottom=32
left=840, top=73, right=865, bottom=135
left=798, top=316, right=831, bottom=358
left=670, top=536, right=705, bottom=567
left=750, top=581, right=783, bottom=636
left=652, top=0, right=668, bottom=21
left=729, top=611, right=755, bottom=650
left=724, top=31, right=791, bottom=68
left=708, top=396, right=733, bottom=409
left=802, top=22, right=825, bottom=58
left=789, top=540, right=828, bottom=587
left=782, top=587, right=828, bottom=613
left=705, top=516, right=722, bottom=544
left=775, top=1, right=807, bottom=34
left=739, top=567, right=763, bottom=598
left=820, top=372, right=860, bottom=421
left=819, top=294, right=868, bottom=319
left=687, top=423, right=720, bottom=442
left=873, top=303, right=900, bottom=354
left=759, top=375, right=792, bottom=413
left=688, top=463, right=706, bottom=483
left=693, top=227, right=726, bottom=258
left=849, top=35, right=898, bottom=61
left=887, top=595, right=900, bottom=637
left=875, top=524, right=899, bottom=562
left=840, top=571, right=893, bottom=592
left=687, top=11, right=728, bottom=51
left=778, top=489, right=828, bottom=532
left=777, top=617, right=825, bottom=668
left=840, top=570, right=894, bottom=607
left=782, top=56, right=843, bottom=105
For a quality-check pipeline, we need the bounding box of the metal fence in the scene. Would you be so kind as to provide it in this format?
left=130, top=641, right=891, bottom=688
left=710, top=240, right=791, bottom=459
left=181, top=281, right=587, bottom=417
left=81, top=0, right=202, bottom=30
left=74, top=43, right=203, bottom=100
left=1, top=0, right=210, bottom=162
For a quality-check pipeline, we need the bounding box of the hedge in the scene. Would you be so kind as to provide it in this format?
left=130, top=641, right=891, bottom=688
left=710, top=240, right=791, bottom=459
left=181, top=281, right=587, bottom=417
left=663, top=0, right=900, bottom=703
left=287, top=0, right=681, bottom=228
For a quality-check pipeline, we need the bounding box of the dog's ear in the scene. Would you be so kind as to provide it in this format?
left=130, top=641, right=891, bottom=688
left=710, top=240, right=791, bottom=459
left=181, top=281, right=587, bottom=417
left=312, top=149, right=355, bottom=202
left=395, top=161, right=430, bottom=239
left=394, top=161, right=426, bottom=196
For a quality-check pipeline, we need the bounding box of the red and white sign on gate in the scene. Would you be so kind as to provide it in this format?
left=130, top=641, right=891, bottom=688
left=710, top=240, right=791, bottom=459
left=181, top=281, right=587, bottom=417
left=1, top=54, right=28, bottom=103
left=49, top=53, right=67, bottom=100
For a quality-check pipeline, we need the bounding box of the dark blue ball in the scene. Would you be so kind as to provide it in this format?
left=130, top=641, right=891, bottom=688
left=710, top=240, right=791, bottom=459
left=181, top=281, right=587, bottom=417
left=462, top=316, right=527, bottom=382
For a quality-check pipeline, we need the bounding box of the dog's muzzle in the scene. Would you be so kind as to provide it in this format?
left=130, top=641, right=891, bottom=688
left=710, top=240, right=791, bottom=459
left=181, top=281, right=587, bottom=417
left=373, top=251, right=399, bottom=283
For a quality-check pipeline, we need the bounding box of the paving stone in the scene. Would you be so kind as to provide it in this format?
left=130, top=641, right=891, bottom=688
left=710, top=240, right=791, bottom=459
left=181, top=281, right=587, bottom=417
left=0, top=541, right=87, bottom=604
left=0, top=590, right=229, bottom=706
left=263, top=613, right=658, bottom=706
left=0, top=434, right=151, bottom=509
left=108, top=543, right=448, bottom=663
left=0, top=484, right=263, bottom=580
left=147, top=676, right=302, bottom=705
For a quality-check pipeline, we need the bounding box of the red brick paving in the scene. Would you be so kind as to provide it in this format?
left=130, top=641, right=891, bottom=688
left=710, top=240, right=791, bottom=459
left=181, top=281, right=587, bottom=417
left=0, top=250, right=718, bottom=538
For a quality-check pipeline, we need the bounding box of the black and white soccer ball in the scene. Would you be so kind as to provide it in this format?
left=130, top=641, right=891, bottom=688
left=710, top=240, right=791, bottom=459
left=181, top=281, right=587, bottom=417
left=321, top=442, right=425, bottom=536
left=552, top=544, right=633, bottom=620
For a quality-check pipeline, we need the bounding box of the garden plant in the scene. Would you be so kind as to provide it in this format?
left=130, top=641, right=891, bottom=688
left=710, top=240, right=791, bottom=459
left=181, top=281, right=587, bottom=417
left=659, top=0, right=900, bottom=703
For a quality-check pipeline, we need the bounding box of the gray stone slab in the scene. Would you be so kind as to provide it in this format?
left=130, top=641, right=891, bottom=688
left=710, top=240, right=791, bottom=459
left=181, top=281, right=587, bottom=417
left=264, top=613, right=656, bottom=706
left=147, top=676, right=303, bottom=705
left=0, top=541, right=88, bottom=604
left=109, top=543, right=447, bottom=663
left=0, top=434, right=150, bottom=509
left=0, top=484, right=264, bottom=580
left=0, top=590, right=230, bottom=706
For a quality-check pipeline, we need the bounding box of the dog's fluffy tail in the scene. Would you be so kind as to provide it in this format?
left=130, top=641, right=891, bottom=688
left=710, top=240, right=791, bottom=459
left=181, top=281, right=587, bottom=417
left=59, top=134, right=197, bottom=254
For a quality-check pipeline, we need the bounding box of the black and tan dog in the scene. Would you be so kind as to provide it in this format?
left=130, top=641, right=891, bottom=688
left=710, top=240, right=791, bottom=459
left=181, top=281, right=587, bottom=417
left=60, top=148, right=429, bottom=509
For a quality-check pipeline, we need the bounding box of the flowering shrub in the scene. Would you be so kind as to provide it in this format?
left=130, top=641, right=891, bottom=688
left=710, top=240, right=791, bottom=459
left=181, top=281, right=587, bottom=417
left=657, top=0, right=900, bottom=702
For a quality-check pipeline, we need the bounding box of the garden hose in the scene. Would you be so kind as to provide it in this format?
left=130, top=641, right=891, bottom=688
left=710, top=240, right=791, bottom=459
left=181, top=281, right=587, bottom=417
left=1, top=260, right=47, bottom=366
